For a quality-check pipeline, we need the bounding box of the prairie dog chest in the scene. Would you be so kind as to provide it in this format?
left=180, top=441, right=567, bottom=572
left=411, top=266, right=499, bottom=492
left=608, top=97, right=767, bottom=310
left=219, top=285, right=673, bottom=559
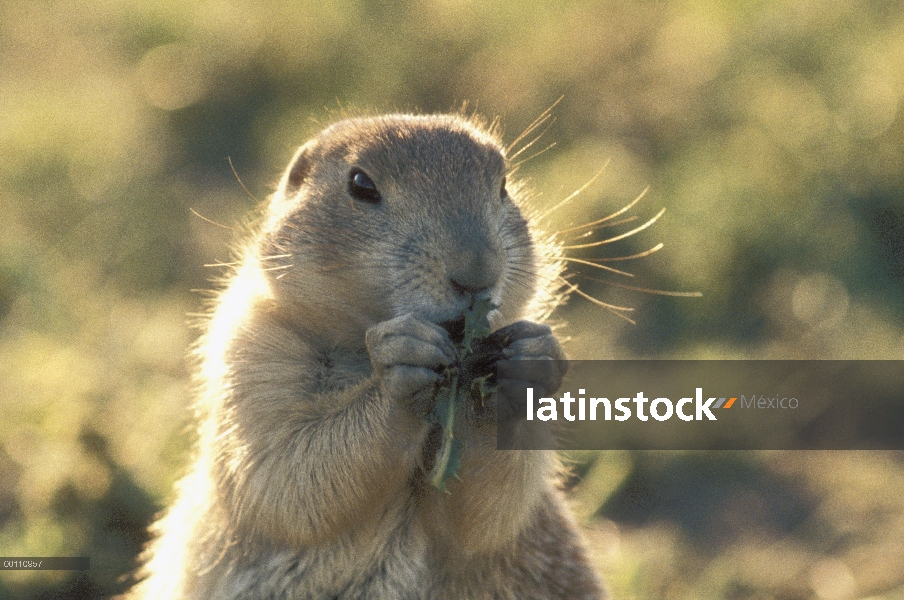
left=307, top=347, right=372, bottom=393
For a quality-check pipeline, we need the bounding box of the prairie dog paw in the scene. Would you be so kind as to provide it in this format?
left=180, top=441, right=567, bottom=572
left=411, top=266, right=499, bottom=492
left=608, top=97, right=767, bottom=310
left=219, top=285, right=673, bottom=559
left=491, top=320, right=567, bottom=399
left=365, top=314, right=455, bottom=415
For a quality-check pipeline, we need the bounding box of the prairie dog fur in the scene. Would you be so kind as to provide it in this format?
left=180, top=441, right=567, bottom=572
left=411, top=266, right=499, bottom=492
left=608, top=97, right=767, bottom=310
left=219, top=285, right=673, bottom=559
left=127, top=114, right=606, bottom=599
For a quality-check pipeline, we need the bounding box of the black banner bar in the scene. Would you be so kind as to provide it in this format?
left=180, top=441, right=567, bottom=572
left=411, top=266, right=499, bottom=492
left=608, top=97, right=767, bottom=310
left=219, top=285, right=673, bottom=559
left=496, top=360, right=904, bottom=450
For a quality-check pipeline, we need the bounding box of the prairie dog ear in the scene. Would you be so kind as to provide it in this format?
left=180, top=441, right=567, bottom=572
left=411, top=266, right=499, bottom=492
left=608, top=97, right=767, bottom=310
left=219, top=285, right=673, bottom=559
left=277, top=140, right=317, bottom=197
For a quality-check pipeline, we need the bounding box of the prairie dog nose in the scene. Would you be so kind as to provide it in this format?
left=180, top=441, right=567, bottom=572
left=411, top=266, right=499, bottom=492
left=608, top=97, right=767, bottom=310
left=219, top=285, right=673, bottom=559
left=447, top=244, right=503, bottom=296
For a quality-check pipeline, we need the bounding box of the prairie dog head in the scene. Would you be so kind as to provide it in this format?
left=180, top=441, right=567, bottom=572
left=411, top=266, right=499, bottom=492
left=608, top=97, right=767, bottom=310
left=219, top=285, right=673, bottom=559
left=256, top=114, right=549, bottom=345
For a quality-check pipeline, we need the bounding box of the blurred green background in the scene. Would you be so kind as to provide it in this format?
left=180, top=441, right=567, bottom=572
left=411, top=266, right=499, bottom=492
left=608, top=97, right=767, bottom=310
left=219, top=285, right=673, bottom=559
left=1, top=0, right=903, bottom=598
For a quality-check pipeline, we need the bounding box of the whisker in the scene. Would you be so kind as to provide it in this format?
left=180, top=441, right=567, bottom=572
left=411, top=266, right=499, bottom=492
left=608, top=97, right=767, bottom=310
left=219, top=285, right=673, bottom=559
left=561, top=207, right=665, bottom=250
left=506, top=116, right=553, bottom=158
left=574, top=243, right=665, bottom=263
left=558, top=277, right=579, bottom=295
left=578, top=275, right=703, bottom=297
left=506, top=264, right=562, bottom=289
left=259, top=254, right=294, bottom=261
left=536, top=158, right=612, bottom=222
left=508, top=118, right=556, bottom=163
left=509, top=141, right=557, bottom=170
left=558, top=257, right=634, bottom=278
left=228, top=156, right=260, bottom=204
left=504, top=276, right=538, bottom=298
left=203, top=261, right=240, bottom=268
left=506, top=96, right=563, bottom=155
left=190, top=208, right=236, bottom=231
left=262, top=264, right=294, bottom=272
left=555, top=186, right=650, bottom=235
left=567, top=216, right=639, bottom=240
left=557, top=276, right=636, bottom=324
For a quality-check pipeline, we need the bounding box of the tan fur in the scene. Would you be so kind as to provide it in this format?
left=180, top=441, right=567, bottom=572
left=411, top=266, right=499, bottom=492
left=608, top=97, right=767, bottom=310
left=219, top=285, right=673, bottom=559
left=126, top=114, right=606, bottom=599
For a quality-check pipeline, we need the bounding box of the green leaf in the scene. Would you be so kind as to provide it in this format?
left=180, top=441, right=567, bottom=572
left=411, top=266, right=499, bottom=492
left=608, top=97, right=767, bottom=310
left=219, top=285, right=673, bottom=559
left=427, top=298, right=498, bottom=492
left=469, top=374, right=494, bottom=412
left=461, top=296, right=495, bottom=358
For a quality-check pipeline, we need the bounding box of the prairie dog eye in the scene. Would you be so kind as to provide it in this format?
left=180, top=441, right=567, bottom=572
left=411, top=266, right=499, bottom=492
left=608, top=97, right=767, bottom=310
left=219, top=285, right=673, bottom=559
left=500, top=176, right=509, bottom=199
left=349, top=169, right=382, bottom=204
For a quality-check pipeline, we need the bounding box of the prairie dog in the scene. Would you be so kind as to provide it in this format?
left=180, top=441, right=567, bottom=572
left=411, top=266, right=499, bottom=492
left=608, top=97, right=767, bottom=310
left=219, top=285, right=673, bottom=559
left=127, top=114, right=606, bottom=599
